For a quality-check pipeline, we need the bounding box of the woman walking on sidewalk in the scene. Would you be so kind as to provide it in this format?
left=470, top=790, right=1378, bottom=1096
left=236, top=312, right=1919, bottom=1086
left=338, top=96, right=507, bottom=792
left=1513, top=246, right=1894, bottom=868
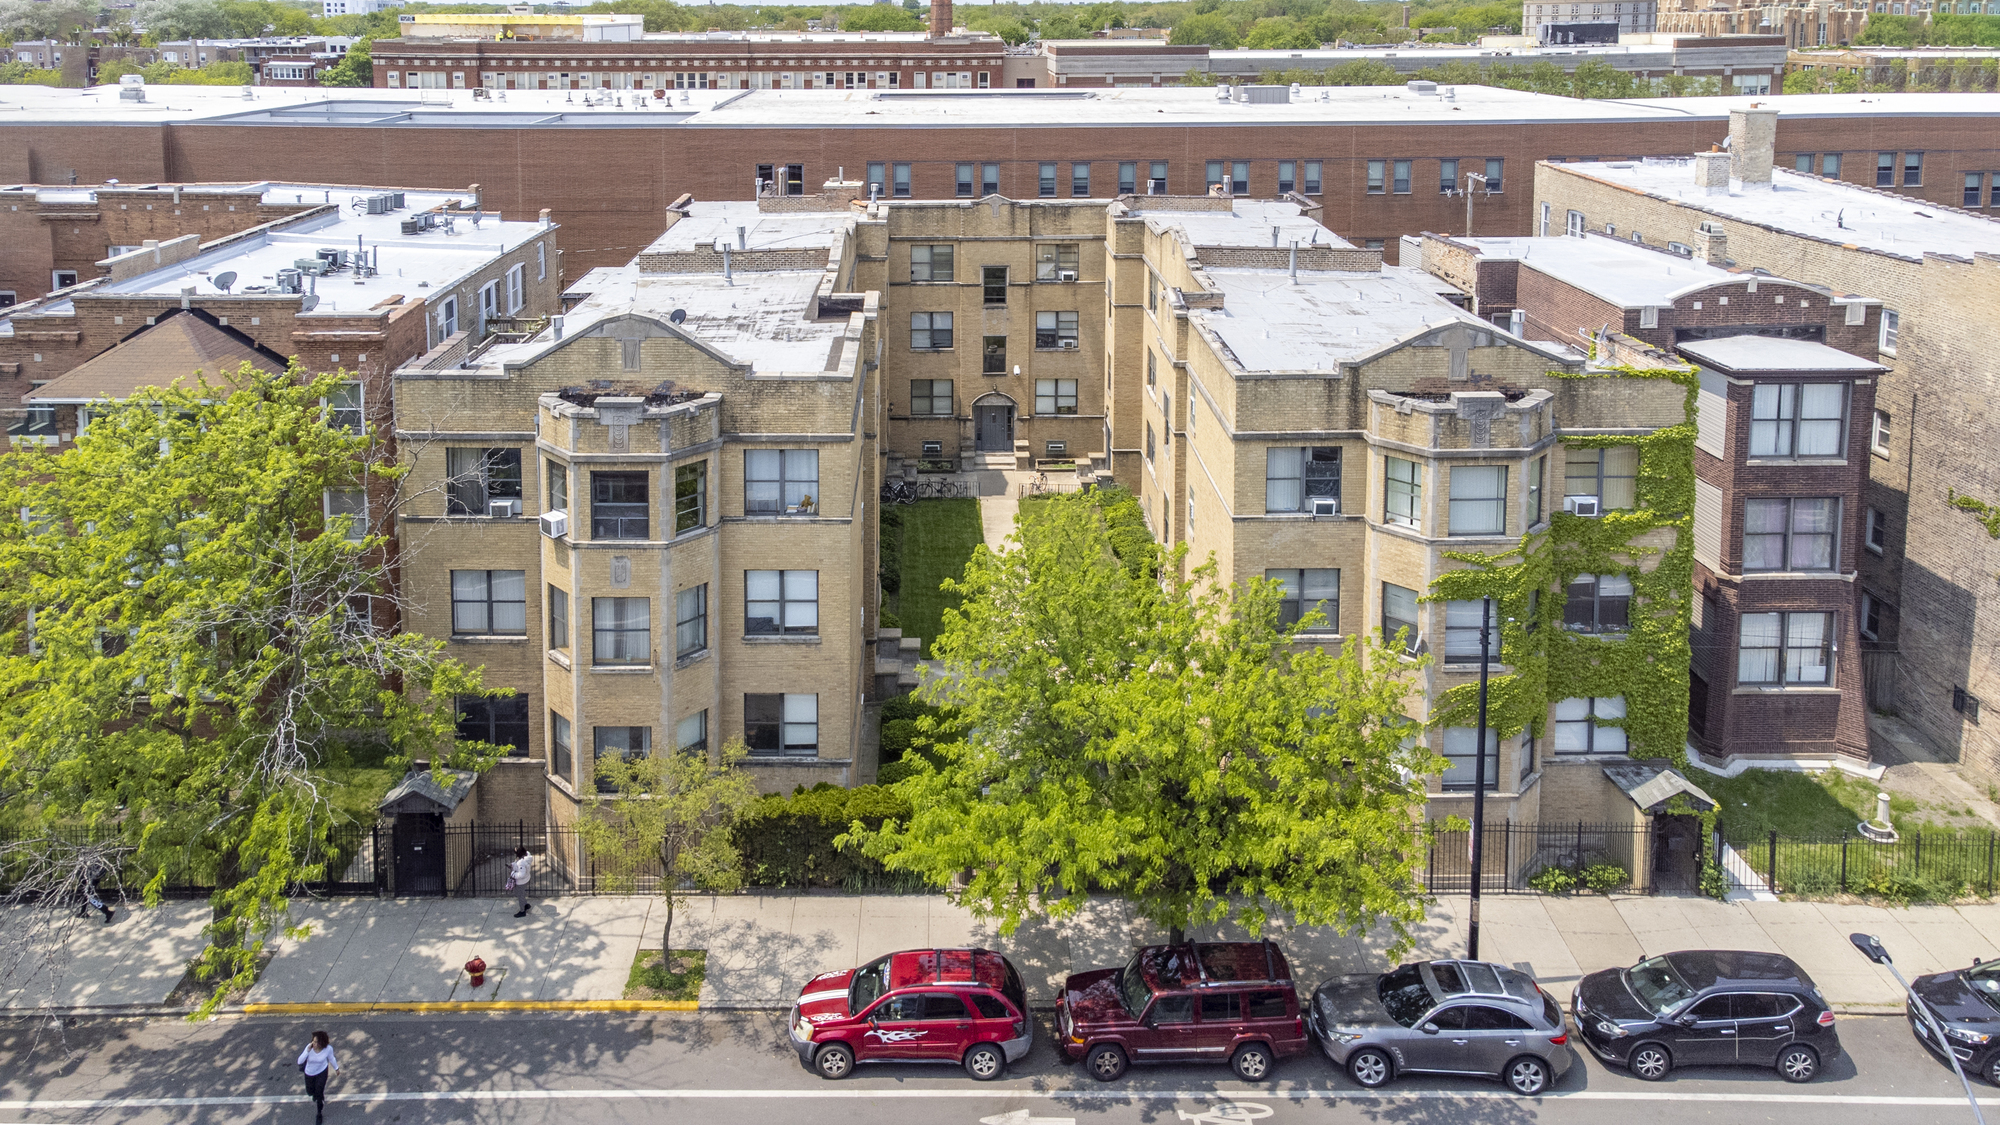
left=508, top=847, right=533, bottom=918
left=297, top=1030, right=339, bottom=1122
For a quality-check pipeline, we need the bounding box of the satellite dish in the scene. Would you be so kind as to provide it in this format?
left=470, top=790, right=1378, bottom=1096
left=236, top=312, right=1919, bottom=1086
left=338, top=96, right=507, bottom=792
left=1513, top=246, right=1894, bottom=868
left=213, top=271, right=237, bottom=293
left=299, top=294, right=320, bottom=312
left=669, top=309, right=687, bottom=325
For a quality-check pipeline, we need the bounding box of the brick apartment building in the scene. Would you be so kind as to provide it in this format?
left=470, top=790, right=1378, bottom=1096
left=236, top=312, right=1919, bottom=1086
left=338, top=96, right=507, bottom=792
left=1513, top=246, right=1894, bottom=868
left=1411, top=227, right=1884, bottom=765
left=1536, top=121, right=2000, bottom=783
left=5, top=81, right=1999, bottom=301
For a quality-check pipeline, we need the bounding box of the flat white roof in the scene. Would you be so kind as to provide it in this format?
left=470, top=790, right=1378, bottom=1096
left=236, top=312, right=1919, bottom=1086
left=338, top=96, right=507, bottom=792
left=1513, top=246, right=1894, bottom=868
left=643, top=201, right=853, bottom=255
left=1453, top=233, right=1844, bottom=307
left=92, top=187, right=544, bottom=312
left=1614, top=91, right=2000, bottom=119
left=1676, top=335, right=1884, bottom=373
left=1141, top=201, right=1353, bottom=250
left=0, top=83, right=736, bottom=126
left=1549, top=158, right=2000, bottom=261
left=1195, top=266, right=1494, bottom=373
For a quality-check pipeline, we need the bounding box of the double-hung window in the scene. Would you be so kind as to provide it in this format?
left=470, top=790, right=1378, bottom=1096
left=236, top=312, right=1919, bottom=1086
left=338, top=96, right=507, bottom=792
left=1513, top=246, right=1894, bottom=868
left=1034, top=379, right=1077, bottom=415
left=325, top=488, right=368, bottom=541
left=446, top=447, right=523, bottom=515
left=546, top=458, right=569, bottom=515
left=1367, top=159, right=1386, bottom=194
left=548, top=585, right=569, bottom=651
left=1118, top=161, right=1138, bottom=194
left=675, top=584, right=707, bottom=657
left=911, top=311, right=953, bottom=350
left=982, top=337, right=1007, bottom=376
left=1382, top=583, right=1420, bottom=652
left=1265, top=446, right=1339, bottom=513
left=911, top=379, right=954, bottom=416
left=1039, top=162, right=1058, bottom=197
left=322, top=381, right=364, bottom=434
left=1071, top=162, right=1091, bottom=197
left=1441, top=726, right=1499, bottom=791
left=1444, top=599, right=1501, bottom=662
left=1278, top=161, right=1296, bottom=194
left=1484, top=157, right=1503, bottom=193
left=673, top=461, right=706, bottom=535
left=746, top=570, right=818, bottom=635
left=451, top=569, right=527, bottom=635
left=909, top=244, right=954, bottom=282
left=1564, top=446, right=1638, bottom=510
left=1562, top=574, right=1632, bottom=634
left=955, top=163, right=974, bottom=197
left=1871, top=409, right=1891, bottom=455
left=1035, top=243, right=1079, bottom=280
left=1392, top=160, right=1411, bottom=194
left=745, top=693, right=817, bottom=755
left=982, top=163, right=1001, bottom=196
left=1268, top=569, right=1338, bottom=632
left=892, top=162, right=911, bottom=198
left=1880, top=310, right=1899, bottom=354
left=1440, top=157, right=1459, bottom=195
left=1384, top=456, right=1421, bottom=528
left=1526, top=454, right=1546, bottom=526
left=1148, top=161, right=1168, bottom=193
left=590, top=471, right=648, bottom=539
left=456, top=695, right=529, bottom=755
left=744, top=449, right=818, bottom=514
left=1866, top=507, right=1887, bottom=554
left=1743, top=497, right=1837, bottom=571
left=1035, top=310, right=1079, bottom=349
left=1750, top=383, right=1845, bottom=457
left=676, top=710, right=708, bottom=753
left=983, top=266, right=1007, bottom=305
left=1553, top=696, right=1626, bottom=754
left=590, top=597, right=650, bottom=665
left=593, top=726, right=650, bottom=790
left=551, top=714, right=573, bottom=783
left=1448, top=465, right=1507, bottom=535
left=506, top=263, right=524, bottom=313
left=1303, top=160, right=1322, bottom=194
left=1738, top=611, right=1834, bottom=686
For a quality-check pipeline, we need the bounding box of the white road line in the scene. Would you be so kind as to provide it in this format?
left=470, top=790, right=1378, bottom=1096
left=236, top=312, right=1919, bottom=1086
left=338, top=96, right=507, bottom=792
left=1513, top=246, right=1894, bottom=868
left=1, top=1088, right=1997, bottom=1111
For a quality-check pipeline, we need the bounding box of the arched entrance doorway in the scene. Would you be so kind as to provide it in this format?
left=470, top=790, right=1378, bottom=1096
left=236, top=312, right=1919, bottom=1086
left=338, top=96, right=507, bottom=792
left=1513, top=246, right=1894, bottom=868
left=972, top=391, right=1016, bottom=453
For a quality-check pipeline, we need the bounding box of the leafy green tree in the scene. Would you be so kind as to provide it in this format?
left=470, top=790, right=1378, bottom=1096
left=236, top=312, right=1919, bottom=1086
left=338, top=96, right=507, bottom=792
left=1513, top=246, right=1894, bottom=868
left=1170, top=11, right=1240, bottom=47
left=579, top=739, right=759, bottom=954
left=839, top=2, right=921, bottom=31
left=136, top=0, right=235, bottom=39
left=0, top=61, right=67, bottom=85
left=1244, top=16, right=1318, bottom=48
left=847, top=493, right=1444, bottom=949
left=0, top=363, right=495, bottom=1013
left=1856, top=13, right=1920, bottom=45
left=316, top=36, right=372, bottom=87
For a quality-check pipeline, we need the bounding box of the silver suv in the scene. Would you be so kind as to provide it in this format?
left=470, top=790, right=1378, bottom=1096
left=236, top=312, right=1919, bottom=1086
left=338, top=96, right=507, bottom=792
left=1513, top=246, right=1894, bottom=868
left=1308, top=960, right=1574, bottom=1096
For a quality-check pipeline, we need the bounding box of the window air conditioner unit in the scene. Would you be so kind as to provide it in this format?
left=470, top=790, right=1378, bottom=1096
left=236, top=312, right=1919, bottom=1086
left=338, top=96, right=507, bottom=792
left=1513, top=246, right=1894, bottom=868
left=488, top=499, right=522, bottom=518
left=1058, top=339, right=1079, bottom=350
left=538, top=509, right=568, bottom=538
left=1310, top=496, right=1339, bottom=517
left=1058, top=269, right=1078, bottom=282
left=1564, top=495, right=1601, bottom=517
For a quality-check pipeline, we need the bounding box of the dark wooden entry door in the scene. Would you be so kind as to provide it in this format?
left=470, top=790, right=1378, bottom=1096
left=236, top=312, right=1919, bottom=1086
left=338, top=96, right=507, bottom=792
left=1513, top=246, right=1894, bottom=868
left=393, top=814, right=445, bottom=896
left=976, top=405, right=1013, bottom=452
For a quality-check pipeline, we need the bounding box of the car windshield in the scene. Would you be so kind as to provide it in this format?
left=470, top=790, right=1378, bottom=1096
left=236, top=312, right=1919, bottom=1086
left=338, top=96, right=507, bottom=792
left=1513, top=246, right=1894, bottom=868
left=1967, top=962, right=2000, bottom=997
left=849, top=956, right=891, bottom=1012
left=1117, top=951, right=1154, bottom=1019
left=1379, top=964, right=1435, bottom=1028
left=1625, top=956, right=1696, bottom=1016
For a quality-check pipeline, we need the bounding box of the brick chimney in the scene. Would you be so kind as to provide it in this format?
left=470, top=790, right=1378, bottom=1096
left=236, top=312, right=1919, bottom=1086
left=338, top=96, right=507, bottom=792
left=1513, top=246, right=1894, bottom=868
left=1729, top=106, right=1778, bottom=189
left=930, top=0, right=952, bottom=38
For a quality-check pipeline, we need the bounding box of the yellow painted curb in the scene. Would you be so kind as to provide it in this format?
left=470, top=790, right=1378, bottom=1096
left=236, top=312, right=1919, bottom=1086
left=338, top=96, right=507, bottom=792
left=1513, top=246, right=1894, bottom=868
left=241, top=1000, right=699, bottom=1014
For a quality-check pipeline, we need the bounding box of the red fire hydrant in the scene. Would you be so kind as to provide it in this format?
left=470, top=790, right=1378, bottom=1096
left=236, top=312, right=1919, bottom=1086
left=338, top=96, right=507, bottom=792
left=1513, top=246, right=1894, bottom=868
left=465, top=956, right=487, bottom=988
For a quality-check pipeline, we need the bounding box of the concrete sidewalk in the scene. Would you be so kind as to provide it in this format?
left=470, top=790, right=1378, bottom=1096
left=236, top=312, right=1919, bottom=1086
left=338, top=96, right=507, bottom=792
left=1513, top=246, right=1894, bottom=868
left=3, top=891, right=1995, bottom=1014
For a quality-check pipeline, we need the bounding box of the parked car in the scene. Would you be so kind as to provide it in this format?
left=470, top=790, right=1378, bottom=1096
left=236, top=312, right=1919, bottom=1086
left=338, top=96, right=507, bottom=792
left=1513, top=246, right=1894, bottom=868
left=1306, top=959, right=1572, bottom=1095
left=1572, top=950, right=1839, bottom=1083
left=787, top=948, right=1032, bottom=1081
left=1055, top=940, right=1309, bottom=1082
left=1906, top=955, right=2000, bottom=1086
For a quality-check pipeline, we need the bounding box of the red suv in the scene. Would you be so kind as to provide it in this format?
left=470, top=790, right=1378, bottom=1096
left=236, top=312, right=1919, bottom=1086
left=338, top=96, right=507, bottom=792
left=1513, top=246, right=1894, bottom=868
left=1056, top=940, right=1309, bottom=1081
left=788, top=948, right=1033, bottom=1081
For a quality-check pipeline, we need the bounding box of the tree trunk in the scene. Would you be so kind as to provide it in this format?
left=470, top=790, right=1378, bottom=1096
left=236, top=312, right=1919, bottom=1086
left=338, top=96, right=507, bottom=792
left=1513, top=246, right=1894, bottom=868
left=1168, top=925, right=1186, bottom=946
left=661, top=892, right=676, bottom=958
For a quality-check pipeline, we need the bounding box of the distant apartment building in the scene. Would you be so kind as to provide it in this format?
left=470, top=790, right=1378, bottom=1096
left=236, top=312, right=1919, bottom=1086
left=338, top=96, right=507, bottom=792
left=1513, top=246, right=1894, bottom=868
left=321, top=0, right=405, bottom=15
left=1658, top=0, right=1871, bottom=48
left=1788, top=45, right=2000, bottom=87
left=1523, top=1, right=1660, bottom=37
left=1536, top=112, right=2000, bottom=783
left=1412, top=230, right=1884, bottom=765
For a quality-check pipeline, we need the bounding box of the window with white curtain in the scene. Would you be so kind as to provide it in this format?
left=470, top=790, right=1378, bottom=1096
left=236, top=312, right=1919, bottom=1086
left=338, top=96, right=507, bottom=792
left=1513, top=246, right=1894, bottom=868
left=745, top=570, right=818, bottom=635
left=1750, top=383, right=1846, bottom=458
left=1448, top=465, right=1507, bottom=535
left=1553, top=696, right=1627, bottom=754
left=1441, top=726, right=1499, bottom=791
left=1738, top=611, right=1833, bottom=686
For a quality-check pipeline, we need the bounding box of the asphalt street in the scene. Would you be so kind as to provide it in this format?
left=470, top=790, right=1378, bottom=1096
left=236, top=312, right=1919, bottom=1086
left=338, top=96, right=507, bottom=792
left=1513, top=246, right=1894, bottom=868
left=0, top=1011, right=1994, bottom=1125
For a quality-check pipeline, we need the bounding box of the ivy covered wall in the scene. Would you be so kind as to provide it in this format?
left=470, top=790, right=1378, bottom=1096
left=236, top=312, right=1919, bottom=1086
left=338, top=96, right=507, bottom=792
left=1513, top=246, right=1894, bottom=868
left=1426, top=361, right=1699, bottom=769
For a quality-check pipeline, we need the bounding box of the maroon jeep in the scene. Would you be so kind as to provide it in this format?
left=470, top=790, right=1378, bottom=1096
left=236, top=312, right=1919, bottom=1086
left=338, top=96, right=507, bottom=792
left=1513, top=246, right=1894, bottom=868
left=1056, top=940, right=1309, bottom=1081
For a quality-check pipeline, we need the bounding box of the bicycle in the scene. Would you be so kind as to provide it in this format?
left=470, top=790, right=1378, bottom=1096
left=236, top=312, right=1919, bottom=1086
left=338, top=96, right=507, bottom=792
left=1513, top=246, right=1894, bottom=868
left=879, top=480, right=919, bottom=505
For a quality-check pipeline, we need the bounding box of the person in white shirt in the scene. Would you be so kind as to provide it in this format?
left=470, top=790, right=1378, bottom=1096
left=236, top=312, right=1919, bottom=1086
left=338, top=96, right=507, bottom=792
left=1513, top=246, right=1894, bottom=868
left=297, top=1030, right=339, bottom=1122
left=508, top=846, right=533, bottom=917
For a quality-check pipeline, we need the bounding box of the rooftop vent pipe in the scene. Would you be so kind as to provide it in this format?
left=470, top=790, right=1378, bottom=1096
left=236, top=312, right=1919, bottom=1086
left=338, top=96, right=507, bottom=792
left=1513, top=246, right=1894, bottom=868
left=1289, top=241, right=1298, bottom=284
left=551, top=315, right=564, bottom=341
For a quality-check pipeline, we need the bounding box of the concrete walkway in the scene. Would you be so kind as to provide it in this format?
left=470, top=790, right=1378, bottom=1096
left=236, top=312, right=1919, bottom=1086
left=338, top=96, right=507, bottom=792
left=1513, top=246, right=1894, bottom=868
left=5, top=891, right=1995, bottom=1014
left=977, top=489, right=1019, bottom=552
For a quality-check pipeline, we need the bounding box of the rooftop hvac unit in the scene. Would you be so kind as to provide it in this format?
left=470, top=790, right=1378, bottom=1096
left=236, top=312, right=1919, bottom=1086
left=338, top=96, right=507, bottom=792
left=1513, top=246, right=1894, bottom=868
left=274, top=268, right=303, bottom=294
left=538, top=510, right=568, bottom=539
left=295, top=257, right=329, bottom=275
left=316, top=247, right=346, bottom=268
left=487, top=499, right=521, bottom=518
left=1058, top=270, right=1078, bottom=282
left=387, top=191, right=405, bottom=209
left=1564, top=495, right=1601, bottom=517
left=364, top=194, right=390, bottom=215
left=400, top=217, right=424, bottom=236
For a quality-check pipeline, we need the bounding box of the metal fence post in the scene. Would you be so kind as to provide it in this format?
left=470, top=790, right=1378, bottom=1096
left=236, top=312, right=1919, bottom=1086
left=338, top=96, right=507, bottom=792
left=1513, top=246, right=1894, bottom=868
left=1576, top=821, right=1584, bottom=872
left=1768, top=830, right=1779, bottom=894
left=1915, top=832, right=1923, bottom=879
left=1840, top=836, right=1848, bottom=893
left=1987, top=832, right=1996, bottom=898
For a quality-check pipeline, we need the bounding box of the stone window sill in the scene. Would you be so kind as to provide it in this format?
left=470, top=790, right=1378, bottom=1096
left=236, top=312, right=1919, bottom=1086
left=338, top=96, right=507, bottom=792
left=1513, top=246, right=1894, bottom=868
left=452, top=633, right=529, bottom=643
left=590, top=664, right=655, bottom=674
left=547, top=649, right=572, bottom=670
left=1732, top=685, right=1840, bottom=696
left=674, top=648, right=711, bottom=669
left=742, top=635, right=822, bottom=645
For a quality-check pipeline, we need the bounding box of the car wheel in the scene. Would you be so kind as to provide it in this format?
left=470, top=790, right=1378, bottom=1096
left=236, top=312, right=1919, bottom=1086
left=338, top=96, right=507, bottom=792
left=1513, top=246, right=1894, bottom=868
left=1629, top=1043, right=1672, bottom=1082
left=813, top=1042, right=854, bottom=1081
left=1085, top=1043, right=1128, bottom=1082
left=1987, top=1053, right=2000, bottom=1088
left=964, top=1043, right=1005, bottom=1082
left=1777, top=1044, right=1819, bottom=1083
left=1231, top=1043, right=1274, bottom=1081
left=1347, top=1047, right=1393, bottom=1089
left=1505, top=1055, right=1552, bottom=1096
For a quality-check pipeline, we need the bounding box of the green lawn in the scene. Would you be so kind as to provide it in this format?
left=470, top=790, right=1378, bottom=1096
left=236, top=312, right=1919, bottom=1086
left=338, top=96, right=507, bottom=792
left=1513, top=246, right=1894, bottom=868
left=1703, top=768, right=1920, bottom=843
left=882, top=498, right=984, bottom=657
left=624, top=948, right=706, bottom=1001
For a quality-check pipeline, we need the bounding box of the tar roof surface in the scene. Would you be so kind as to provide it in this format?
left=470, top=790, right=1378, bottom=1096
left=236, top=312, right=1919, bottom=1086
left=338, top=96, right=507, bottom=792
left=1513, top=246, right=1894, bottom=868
left=1549, top=158, right=2000, bottom=261
left=1195, top=266, right=1491, bottom=373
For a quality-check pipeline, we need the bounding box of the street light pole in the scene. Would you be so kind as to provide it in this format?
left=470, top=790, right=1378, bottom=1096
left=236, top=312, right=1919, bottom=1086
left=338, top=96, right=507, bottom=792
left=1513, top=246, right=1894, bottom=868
left=1850, top=933, right=1988, bottom=1125
left=1463, top=171, right=1489, bottom=237
left=1467, top=595, right=1492, bottom=962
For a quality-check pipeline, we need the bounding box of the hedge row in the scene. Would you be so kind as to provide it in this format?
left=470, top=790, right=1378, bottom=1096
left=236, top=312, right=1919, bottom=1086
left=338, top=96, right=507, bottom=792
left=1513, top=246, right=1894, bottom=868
left=732, top=782, right=927, bottom=890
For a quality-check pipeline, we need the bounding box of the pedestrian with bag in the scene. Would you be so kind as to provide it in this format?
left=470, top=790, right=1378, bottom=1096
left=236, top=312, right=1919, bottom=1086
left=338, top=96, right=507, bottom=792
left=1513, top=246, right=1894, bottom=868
left=297, top=1030, right=339, bottom=1122
left=507, top=846, right=533, bottom=918
left=74, top=861, right=113, bottom=924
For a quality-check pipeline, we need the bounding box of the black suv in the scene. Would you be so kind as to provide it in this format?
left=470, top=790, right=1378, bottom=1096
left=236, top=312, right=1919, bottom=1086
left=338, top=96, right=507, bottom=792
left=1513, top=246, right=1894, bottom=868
left=1572, top=950, right=1840, bottom=1083
left=1907, top=956, right=2000, bottom=1086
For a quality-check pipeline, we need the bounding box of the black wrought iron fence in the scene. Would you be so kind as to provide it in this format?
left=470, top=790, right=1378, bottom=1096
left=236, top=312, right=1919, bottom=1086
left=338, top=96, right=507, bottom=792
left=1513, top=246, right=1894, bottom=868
left=1735, top=828, right=2000, bottom=899
left=1422, top=821, right=1692, bottom=895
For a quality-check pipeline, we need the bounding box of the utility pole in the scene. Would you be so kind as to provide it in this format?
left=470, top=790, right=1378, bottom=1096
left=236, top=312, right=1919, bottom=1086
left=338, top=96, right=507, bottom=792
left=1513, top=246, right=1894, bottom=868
left=1463, top=171, right=1489, bottom=238
left=1467, top=594, right=1493, bottom=962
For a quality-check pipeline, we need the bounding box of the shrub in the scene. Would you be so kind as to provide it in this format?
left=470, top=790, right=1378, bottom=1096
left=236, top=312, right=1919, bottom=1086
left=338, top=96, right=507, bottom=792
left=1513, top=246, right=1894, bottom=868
left=1528, top=866, right=1578, bottom=894
left=1581, top=863, right=1630, bottom=893
left=731, top=783, right=924, bottom=890
left=878, top=504, right=904, bottom=594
